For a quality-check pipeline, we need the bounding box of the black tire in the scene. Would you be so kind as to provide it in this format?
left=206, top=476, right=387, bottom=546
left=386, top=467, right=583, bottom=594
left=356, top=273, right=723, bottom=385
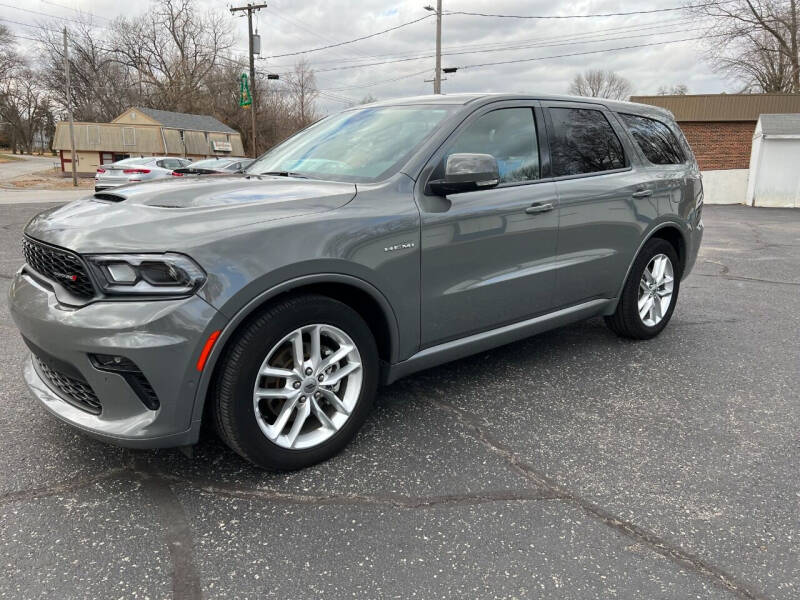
left=213, top=294, right=378, bottom=470
left=604, top=238, right=681, bottom=340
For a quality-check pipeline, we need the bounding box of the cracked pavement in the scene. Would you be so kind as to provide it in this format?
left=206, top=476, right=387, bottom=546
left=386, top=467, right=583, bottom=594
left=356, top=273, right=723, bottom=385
left=1, top=203, right=798, bottom=599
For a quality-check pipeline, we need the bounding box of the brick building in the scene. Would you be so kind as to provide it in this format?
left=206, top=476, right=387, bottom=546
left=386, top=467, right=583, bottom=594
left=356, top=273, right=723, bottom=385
left=630, top=93, right=800, bottom=171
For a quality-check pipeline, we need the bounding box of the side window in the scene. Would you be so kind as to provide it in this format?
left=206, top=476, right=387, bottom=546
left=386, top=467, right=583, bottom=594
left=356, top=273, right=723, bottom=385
left=618, top=113, right=685, bottom=165
left=156, top=160, right=167, bottom=168
left=446, top=108, right=540, bottom=184
left=548, top=108, right=626, bottom=177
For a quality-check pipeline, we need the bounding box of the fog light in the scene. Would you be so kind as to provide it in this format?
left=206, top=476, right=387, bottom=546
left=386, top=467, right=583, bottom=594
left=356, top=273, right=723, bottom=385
left=90, top=354, right=138, bottom=371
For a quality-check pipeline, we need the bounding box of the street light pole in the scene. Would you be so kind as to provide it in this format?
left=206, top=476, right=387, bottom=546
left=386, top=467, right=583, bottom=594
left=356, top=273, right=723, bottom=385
left=230, top=3, right=267, bottom=158
left=424, top=1, right=443, bottom=94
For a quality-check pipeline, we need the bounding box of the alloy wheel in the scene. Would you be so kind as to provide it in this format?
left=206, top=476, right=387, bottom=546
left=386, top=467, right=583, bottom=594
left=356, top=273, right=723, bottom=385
left=637, top=253, right=674, bottom=327
left=252, top=324, right=363, bottom=449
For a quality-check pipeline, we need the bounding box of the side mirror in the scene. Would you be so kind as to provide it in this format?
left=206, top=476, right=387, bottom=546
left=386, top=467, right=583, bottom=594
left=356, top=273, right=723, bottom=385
left=428, top=153, right=500, bottom=196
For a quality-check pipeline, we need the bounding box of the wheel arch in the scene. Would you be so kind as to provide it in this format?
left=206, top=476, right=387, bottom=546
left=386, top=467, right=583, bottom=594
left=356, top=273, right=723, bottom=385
left=191, top=274, right=400, bottom=425
left=604, top=221, right=688, bottom=315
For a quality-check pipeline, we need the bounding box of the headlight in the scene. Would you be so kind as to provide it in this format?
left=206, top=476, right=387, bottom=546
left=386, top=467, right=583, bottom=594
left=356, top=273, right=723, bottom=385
left=85, top=253, right=206, bottom=296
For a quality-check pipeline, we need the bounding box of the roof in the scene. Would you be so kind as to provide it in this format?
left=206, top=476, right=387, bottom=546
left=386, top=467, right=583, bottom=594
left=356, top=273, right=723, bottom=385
left=758, top=113, right=800, bottom=136
left=630, top=93, right=800, bottom=122
left=361, top=93, right=673, bottom=119
left=132, top=107, right=238, bottom=134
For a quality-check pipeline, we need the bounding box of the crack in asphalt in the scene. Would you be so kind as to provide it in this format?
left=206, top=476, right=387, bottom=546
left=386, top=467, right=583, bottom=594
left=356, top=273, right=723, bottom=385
left=0, top=467, right=127, bottom=507
left=428, top=399, right=770, bottom=600
left=167, top=480, right=565, bottom=508
left=699, top=259, right=800, bottom=287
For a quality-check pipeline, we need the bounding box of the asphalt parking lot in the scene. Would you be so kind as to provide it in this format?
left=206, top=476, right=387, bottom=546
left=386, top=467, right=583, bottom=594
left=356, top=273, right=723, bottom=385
left=0, top=203, right=798, bottom=599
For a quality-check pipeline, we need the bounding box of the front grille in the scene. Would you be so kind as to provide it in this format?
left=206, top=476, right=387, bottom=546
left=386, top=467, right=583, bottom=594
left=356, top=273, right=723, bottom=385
left=22, top=237, right=95, bottom=299
left=34, top=356, right=102, bottom=415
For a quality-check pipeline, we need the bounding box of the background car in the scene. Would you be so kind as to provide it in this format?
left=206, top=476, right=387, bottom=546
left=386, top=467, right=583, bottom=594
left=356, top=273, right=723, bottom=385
left=171, top=157, right=253, bottom=176
left=95, top=156, right=191, bottom=191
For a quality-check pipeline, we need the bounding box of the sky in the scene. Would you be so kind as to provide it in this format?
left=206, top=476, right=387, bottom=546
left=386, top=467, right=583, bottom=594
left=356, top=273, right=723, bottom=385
left=2, top=0, right=733, bottom=113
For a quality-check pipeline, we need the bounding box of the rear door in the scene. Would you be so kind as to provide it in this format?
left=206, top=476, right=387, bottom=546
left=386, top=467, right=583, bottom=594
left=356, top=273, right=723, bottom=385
left=418, top=102, right=560, bottom=346
left=616, top=112, right=696, bottom=217
left=542, top=101, right=657, bottom=307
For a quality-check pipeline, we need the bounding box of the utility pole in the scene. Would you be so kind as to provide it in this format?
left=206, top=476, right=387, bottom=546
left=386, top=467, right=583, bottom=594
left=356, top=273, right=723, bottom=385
left=434, top=0, right=442, bottom=94
left=63, top=27, right=77, bottom=187
left=424, top=1, right=443, bottom=94
left=230, top=3, right=267, bottom=158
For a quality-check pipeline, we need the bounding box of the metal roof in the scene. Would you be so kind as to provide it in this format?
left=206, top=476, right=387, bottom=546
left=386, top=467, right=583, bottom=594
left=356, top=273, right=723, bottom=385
left=133, top=107, right=238, bottom=134
left=630, top=94, right=800, bottom=122
left=759, top=113, right=800, bottom=136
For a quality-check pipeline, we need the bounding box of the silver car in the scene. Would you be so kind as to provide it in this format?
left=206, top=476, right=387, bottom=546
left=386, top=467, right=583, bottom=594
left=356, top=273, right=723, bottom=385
left=172, top=157, right=253, bottom=176
left=95, top=156, right=191, bottom=191
left=11, top=93, right=703, bottom=471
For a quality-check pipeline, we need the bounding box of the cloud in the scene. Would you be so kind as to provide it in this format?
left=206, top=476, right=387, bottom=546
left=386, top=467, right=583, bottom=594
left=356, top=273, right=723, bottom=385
left=6, top=0, right=731, bottom=112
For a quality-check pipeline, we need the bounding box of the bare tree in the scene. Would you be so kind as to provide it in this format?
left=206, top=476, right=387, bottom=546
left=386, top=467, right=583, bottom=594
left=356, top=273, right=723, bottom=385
left=657, top=84, right=689, bottom=95
left=0, top=68, right=52, bottom=154
left=285, top=57, right=319, bottom=128
left=37, top=22, right=139, bottom=123
left=111, top=0, right=234, bottom=112
left=568, top=69, right=633, bottom=100
left=690, top=0, right=800, bottom=92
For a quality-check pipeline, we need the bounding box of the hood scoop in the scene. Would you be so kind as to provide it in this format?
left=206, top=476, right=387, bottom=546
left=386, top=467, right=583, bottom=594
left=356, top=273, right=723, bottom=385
left=93, top=192, right=126, bottom=203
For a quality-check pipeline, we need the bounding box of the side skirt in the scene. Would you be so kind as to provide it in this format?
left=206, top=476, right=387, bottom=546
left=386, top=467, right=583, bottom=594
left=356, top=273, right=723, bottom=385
left=384, top=298, right=613, bottom=384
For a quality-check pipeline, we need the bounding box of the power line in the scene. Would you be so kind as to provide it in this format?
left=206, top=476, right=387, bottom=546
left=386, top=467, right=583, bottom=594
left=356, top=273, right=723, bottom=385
left=455, top=34, right=725, bottom=70
left=37, top=0, right=112, bottom=22
left=267, top=13, right=435, bottom=58
left=267, top=26, right=713, bottom=76
left=443, top=2, right=730, bottom=20
left=0, top=3, right=107, bottom=27
left=263, top=15, right=700, bottom=70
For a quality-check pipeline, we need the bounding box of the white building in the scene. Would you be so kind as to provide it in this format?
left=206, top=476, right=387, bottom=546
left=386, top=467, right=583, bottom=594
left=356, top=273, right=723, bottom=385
left=746, top=114, right=800, bottom=208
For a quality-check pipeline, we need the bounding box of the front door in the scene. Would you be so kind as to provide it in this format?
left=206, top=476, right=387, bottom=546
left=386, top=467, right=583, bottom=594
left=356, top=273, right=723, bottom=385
left=417, top=104, right=560, bottom=347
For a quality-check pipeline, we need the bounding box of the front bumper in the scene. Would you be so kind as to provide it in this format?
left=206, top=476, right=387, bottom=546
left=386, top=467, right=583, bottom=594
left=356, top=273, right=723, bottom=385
left=10, top=270, right=223, bottom=448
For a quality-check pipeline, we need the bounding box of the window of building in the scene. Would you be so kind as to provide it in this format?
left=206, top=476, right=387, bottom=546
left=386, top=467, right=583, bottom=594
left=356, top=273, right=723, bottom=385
left=86, top=125, right=100, bottom=147
left=619, top=113, right=686, bottom=165
left=122, top=127, right=136, bottom=146
left=445, top=108, right=540, bottom=183
left=548, top=107, right=626, bottom=176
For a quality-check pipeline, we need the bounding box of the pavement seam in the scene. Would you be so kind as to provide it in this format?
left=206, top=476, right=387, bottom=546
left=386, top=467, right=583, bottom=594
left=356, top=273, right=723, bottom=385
left=132, top=458, right=204, bottom=600
left=429, top=398, right=771, bottom=600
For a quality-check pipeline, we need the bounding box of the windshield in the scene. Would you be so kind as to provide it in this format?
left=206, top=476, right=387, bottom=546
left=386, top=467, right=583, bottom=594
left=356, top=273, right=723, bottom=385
left=246, top=105, right=453, bottom=182
left=110, top=157, right=153, bottom=168
left=188, top=158, right=236, bottom=168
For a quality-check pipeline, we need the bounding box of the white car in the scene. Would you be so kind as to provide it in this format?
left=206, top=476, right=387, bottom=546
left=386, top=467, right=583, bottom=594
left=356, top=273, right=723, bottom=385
left=95, top=156, right=191, bottom=191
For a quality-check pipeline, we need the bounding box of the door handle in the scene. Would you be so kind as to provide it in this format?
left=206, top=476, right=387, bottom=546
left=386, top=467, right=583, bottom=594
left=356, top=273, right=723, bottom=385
left=525, top=202, right=554, bottom=215
left=632, top=189, right=653, bottom=198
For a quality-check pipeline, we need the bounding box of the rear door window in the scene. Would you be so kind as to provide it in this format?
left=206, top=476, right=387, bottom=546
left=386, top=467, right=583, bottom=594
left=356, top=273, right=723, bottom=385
left=547, top=107, right=626, bottom=176
left=618, top=113, right=686, bottom=165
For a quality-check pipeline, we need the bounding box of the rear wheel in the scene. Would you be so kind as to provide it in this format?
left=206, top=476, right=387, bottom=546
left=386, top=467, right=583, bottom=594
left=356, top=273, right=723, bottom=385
left=213, top=294, right=378, bottom=470
left=605, top=238, right=680, bottom=339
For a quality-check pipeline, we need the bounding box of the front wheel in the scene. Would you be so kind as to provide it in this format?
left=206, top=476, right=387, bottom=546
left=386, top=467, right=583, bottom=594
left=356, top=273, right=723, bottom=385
left=605, top=238, right=680, bottom=340
left=213, top=294, right=378, bottom=470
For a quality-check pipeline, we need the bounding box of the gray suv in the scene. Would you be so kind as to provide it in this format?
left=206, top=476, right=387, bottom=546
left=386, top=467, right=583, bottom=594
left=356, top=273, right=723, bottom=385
left=9, top=94, right=703, bottom=470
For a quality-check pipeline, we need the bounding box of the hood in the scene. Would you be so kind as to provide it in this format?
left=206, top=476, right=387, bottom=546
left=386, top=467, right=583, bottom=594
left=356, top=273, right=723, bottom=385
left=25, top=175, right=356, bottom=253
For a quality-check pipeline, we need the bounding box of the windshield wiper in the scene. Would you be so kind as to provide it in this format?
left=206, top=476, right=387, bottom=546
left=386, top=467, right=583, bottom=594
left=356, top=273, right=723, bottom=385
left=258, top=171, right=313, bottom=179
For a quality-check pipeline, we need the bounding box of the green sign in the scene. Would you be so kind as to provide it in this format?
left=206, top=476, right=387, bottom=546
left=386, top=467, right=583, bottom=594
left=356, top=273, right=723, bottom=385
left=239, top=73, right=252, bottom=108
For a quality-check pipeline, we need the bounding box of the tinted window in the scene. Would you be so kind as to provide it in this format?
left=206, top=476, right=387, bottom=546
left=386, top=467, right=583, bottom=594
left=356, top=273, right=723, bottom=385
left=548, top=108, right=626, bottom=176
left=619, top=113, right=685, bottom=165
left=447, top=108, right=539, bottom=183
